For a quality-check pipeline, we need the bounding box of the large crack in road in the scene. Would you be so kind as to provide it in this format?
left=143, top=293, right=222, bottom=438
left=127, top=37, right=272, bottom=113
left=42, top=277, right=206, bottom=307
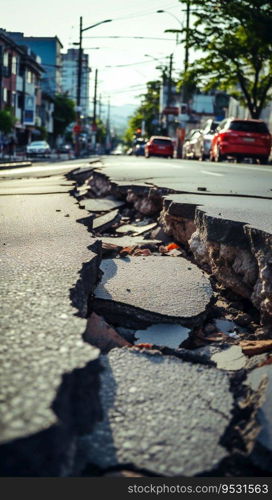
left=67, top=162, right=272, bottom=477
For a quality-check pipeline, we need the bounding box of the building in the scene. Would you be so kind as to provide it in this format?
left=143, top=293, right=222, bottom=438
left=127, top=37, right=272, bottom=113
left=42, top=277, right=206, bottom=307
left=0, top=29, right=44, bottom=146
left=227, top=97, right=272, bottom=132
left=7, top=33, right=63, bottom=97
left=61, top=48, right=90, bottom=117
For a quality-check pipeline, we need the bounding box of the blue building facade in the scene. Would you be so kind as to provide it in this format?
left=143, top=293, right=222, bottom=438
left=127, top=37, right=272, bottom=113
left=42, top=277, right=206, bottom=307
left=8, top=33, right=63, bottom=96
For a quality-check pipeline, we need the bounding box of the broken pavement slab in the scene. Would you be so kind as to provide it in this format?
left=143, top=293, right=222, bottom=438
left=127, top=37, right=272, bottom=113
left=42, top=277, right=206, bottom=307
left=79, top=348, right=234, bottom=476
left=92, top=209, right=120, bottom=233
left=94, top=256, right=213, bottom=328
left=116, top=222, right=157, bottom=236
left=246, top=365, right=272, bottom=471
left=99, top=235, right=161, bottom=249
left=79, top=196, right=125, bottom=212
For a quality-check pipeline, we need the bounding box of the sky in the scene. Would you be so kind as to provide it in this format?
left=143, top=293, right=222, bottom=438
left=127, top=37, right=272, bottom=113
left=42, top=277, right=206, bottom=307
left=0, top=0, right=188, bottom=113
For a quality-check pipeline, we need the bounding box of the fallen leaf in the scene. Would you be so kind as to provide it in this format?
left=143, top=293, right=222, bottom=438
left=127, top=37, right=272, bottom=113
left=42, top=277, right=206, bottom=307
left=165, top=242, right=180, bottom=251
left=120, top=246, right=137, bottom=256
left=134, top=343, right=154, bottom=349
left=133, top=248, right=152, bottom=256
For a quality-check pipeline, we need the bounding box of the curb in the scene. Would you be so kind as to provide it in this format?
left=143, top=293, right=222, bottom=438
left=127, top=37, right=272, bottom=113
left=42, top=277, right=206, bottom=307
left=0, top=161, right=32, bottom=169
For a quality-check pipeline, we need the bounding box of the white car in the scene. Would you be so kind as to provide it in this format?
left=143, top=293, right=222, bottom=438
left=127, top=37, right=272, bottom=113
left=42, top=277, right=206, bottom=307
left=26, top=141, right=51, bottom=158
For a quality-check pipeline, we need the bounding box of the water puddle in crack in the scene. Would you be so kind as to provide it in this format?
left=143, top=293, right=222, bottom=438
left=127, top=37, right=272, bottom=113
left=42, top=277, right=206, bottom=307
left=134, top=323, right=191, bottom=349
left=215, top=319, right=241, bottom=339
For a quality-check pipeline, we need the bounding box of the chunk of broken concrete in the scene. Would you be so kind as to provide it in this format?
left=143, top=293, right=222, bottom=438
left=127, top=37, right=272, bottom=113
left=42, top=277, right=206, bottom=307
left=92, top=209, right=120, bottom=233
left=240, top=339, right=272, bottom=357
left=84, top=312, right=131, bottom=353
left=79, top=348, right=233, bottom=476
left=99, top=235, right=160, bottom=248
left=116, top=222, right=157, bottom=236
left=94, top=256, right=213, bottom=328
left=211, top=345, right=247, bottom=371
left=80, top=196, right=125, bottom=212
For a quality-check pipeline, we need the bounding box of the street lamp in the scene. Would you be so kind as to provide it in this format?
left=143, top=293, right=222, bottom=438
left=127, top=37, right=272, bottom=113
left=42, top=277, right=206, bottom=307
left=75, top=16, right=112, bottom=156
left=156, top=10, right=183, bottom=45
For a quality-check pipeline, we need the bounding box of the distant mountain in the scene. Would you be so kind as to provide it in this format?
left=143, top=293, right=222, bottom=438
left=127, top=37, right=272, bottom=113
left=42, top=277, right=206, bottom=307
left=109, top=103, right=137, bottom=132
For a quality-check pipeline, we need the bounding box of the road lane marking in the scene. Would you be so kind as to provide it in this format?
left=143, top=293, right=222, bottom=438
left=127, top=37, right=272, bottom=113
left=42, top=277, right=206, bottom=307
left=201, top=170, right=224, bottom=177
left=204, top=161, right=272, bottom=174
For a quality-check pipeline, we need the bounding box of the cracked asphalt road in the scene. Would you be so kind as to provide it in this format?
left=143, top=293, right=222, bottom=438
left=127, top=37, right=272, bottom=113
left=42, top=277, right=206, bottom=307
left=1, top=156, right=272, bottom=476
left=79, top=348, right=234, bottom=477
left=0, top=165, right=101, bottom=475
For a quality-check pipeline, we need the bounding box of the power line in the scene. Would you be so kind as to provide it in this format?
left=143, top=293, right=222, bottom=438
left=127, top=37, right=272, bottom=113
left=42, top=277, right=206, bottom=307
left=83, top=36, right=176, bottom=41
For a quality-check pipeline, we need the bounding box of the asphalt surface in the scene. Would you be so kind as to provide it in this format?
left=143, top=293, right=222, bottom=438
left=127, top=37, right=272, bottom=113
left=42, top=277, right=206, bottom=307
left=164, top=193, right=272, bottom=234
left=94, top=256, right=213, bottom=327
left=0, top=168, right=101, bottom=474
left=80, top=348, right=233, bottom=477
left=1, top=156, right=271, bottom=476
left=97, top=155, right=272, bottom=199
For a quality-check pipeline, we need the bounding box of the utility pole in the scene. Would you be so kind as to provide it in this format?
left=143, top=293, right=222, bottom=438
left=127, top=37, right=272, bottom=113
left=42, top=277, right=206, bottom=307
left=75, top=16, right=83, bottom=157
left=167, top=53, right=173, bottom=106
left=177, top=0, right=191, bottom=159
left=98, top=93, right=102, bottom=119
left=184, top=0, right=190, bottom=73
left=92, top=69, right=98, bottom=151
left=75, top=16, right=112, bottom=157
left=166, top=53, right=173, bottom=136
left=105, top=97, right=111, bottom=154
left=93, top=69, right=98, bottom=126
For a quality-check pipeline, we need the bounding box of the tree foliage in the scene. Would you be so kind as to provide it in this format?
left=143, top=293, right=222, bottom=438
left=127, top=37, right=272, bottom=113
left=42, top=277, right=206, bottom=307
left=0, top=109, right=16, bottom=134
left=124, top=81, right=160, bottom=145
left=175, top=0, right=272, bottom=118
left=53, top=94, right=76, bottom=137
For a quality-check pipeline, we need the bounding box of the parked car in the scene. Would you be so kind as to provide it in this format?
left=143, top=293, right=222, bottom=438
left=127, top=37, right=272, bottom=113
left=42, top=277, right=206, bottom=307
left=197, top=119, right=220, bottom=160
left=58, top=143, right=72, bottom=154
left=182, top=129, right=202, bottom=159
left=210, top=118, right=271, bottom=164
left=26, top=141, right=51, bottom=158
left=145, top=136, right=174, bottom=158
left=182, top=120, right=220, bottom=160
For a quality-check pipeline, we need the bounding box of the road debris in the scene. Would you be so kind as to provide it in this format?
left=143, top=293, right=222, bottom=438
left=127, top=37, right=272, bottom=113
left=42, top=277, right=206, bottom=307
left=240, top=339, right=272, bottom=357
left=211, top=345, right=247, bottom=371
left=84, top=312, right=131, bottom=352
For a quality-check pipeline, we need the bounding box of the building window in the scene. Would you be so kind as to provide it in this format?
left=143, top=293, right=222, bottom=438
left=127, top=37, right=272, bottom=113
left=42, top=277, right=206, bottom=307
left=27, top=71, right=32, bottom=83
left=3, top=52, right=8, bottom=66
left=12, top=92, right=16, bottom=107
left=12, top=56, right=17, bottom=75
left=3, top=88, right=8, bottom=102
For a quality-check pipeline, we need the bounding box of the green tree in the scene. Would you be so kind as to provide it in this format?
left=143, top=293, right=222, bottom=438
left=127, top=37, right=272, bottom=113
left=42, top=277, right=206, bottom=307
left=0, top=109, right=16, bottom=134
left=124, top=80, right=161, bottom=146
left=174, top=0, right=272, bottom=118
left=53, top=94, right=76, bottom=137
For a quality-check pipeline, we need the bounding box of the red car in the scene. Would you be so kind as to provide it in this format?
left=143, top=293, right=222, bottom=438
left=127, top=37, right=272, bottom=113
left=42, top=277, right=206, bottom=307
left=145, top=136, right=174, bottom=158
left=210, top=118, right=271, bottom=164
